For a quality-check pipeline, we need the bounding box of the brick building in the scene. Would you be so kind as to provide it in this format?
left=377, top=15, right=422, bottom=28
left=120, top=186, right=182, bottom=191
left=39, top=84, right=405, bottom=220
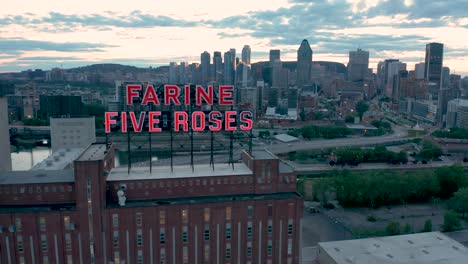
left=0, top=144, right=303, bottom=264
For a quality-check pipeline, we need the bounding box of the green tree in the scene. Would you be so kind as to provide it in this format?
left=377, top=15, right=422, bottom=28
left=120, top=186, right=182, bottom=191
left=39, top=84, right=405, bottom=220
left=436, top=164, right=467, bottom=198
left=420, top=140, right=443, bottom=160
left=345, top=115, right=355, bottom=123
left=403, top=223, right=413, bottom=234
left=449, top=187, right=468, bottom=218
left=386, top=221, right=401, bottom=235
left=355, top=101, right=369, bottom=121
left=422, top=219, right=432, bottom=232
left=442, top=210, right=461, bottom=232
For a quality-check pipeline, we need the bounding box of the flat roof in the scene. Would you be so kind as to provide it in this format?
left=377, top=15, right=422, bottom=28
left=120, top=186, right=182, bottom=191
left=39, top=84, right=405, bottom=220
left=0, top=170, right=74, bottom=185
left=249, top=149, right=278, bottom=160
left=318, top=232, right=468, bottom=264
left=107, top=162, right=252, bottom=182
left=279, top=161, right=294, bottom=173
left=274, top=133, right=299, bottom=143
left=32, top=148, right=83, bottom=170
left=76, top=144, right=108, bottom=161
left=346, top=124, right=378, bottom=130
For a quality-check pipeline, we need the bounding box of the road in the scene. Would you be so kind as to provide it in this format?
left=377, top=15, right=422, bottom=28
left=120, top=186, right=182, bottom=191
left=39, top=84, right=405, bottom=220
left=259, top=126, right=411, bottom=154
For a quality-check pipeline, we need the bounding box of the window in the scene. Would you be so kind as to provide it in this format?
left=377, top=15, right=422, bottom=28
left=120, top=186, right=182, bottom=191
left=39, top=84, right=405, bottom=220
left=159, top=211, right=166, bottom=225
left=67, top=255, right=73, bottom=264
left=17, top=235, right=24, bottom=253
left=267, top=220, right=273, bottom=236
left=113, top=231, right=119, bottom=248
left=181, top=209, right=188, bottom=224
left=114, top=252, right=120, bottom=264
left=64, top=216, right=71, bottom=230
left=225, top=223, right=231, bottom=240
left=65, top=233, right=72, bottom=251
left=247, top=222, right=253, bottom=238
left=204, top=224, right=210, bottom=241
left=204, top=244, right=210, bottom=262
left=160, top=248, right=166, bottom=264
left=112, top=214, right=119, bottom=228
left=137, top=250, right=143, bottom=264
left=247, top=206, right=253, bottom=218
left=225, top=243, right=231, bottom=259
left=136, top=229, right=143, bottom=246
left=41, top=234, right=48, bottom=252
left=225, top=207, right=231, bottom=221
left=39, top=216, right=46, bottom=231
left=15, top=218, right=22, bottom=232
left=287, top=238, right=292, bottom=255
left=288, top=219, right=293, bottom=235
left=159, top=228, right=166, bottom=244
left=182, top=246, right=188, bottom=264
left=136, top=212, right=143, bottom=227
left=267, top=205, right=273, bottom=217
left=246, top=241, right=252, bottom=257
left=182, top=226, right=188, bottom=243
left=267, top=240, right=273, bottom=256
left=204, top=208, right=210, bottom=222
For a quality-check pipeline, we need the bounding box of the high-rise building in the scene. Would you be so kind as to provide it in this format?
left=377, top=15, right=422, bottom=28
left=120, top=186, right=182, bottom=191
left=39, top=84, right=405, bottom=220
left=442, top=66, right=450, bottom=89
left=201, top=51, right=211, bottom=85
left=241, top=45, right=251, bottom=64
left=178, top=62, right=188, bottom=84
left=424, top=42, right=444, bottom=99
left=269, top=49, right=280, bottom=65
left=213, top=51, right=223, bottom=84
left=169, top=62, right=179, bottom=84
left=224, top=51, right=234, bottom=85
left=296, top=39, right=313, bottom=86
left=347, top=48, right=369, bottom=82
left=0, top=96, right=11, bottom=171
left=236, top=62, right=251, bottom=87
left=414, top=62, right=425, bottom=79
left=0, top=144, right=303, bottom=264
left=447, top=99, right=468, bottom=129
left=39, top=95, right=84, bottom=120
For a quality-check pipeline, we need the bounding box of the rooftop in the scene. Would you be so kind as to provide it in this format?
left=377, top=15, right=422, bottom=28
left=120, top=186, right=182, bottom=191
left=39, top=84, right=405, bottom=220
left=76, top=144, right=108, bottom=161
left=0, top=170, right=74, bottom=185
left=274, top=133, right=299, bottom=143
left=107, top=162, right=252, bottom=181
left=249, top=149, right=278, bottom=160
left=318, top=232, right=468, bottom=264
left=31, top=148, right=83, bottom=170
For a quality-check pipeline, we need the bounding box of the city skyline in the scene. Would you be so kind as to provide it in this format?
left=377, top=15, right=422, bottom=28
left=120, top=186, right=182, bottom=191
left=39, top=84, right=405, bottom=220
left=0, top=0, right=467, bottom=75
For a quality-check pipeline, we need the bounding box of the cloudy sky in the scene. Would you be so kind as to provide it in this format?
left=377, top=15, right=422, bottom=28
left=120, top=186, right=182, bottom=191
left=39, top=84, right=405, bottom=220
left=1, top=0, right=467, bottom=75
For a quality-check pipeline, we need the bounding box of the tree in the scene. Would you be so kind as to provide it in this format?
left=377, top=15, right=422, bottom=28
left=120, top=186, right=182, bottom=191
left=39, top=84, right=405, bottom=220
left=449, top=187, right=468, bottom=218
left=436, top=164, right=467, bottom=199
left=345, top=115, right=355, bottom=123
left=420, top=140, right=443, bottom=160
left=442, top=210, right=461, bottom=232
left=355, top=101, right=369, bottom=121
left=422, top=219, right=432, bottom=232
left=386, top=221, right=401, bottom=235
left=403, top=223, right=413, bottom=234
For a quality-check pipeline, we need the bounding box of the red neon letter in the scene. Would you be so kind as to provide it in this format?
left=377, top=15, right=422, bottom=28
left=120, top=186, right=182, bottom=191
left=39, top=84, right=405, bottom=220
left=164, top=85, right=181, bottom=105
left=184, top=85, right=190, bottom=105
left=142, top=85, right=160, bottom=105
left=240, top=111, right=253, bottom=131
left=219, top=86, right=234, bottom=105
left=196, top=85, right=213, bottom=105
left=129, top=112, right=146, bottom=133
left=148, top=111, right=162, bottom=132
left=208, top=111, right=222, bottom=131
left=121, top=112, right=127, bottom=133
left=225, top=111, right=237, bottom=131
left=192, top=111, right=206, bottom=132
left=104, top=112, right=118, bottom=133
left=126, top=84, right=141, bottom=105
left=174, top=111, right=189, bottom=132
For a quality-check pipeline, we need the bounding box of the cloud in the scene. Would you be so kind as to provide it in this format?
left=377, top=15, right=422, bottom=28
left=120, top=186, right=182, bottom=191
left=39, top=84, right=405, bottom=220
left=0, top=38, right=116, bottom=53
left=17, top=56, right=83, bottom=61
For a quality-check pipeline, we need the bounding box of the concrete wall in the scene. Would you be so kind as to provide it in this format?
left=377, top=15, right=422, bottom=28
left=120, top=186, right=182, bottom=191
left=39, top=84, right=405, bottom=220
left=0, top=97, right=12, bottom=171
left=50, top=117, right=96, bottom=152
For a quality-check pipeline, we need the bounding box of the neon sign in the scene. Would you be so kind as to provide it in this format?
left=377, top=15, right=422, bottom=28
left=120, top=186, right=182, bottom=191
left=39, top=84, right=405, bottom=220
left=104, top=84, right=253, bottom=133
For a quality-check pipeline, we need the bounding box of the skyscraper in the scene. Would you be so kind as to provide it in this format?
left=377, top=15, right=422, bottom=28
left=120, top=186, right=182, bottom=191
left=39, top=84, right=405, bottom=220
left=169, top=62, right=179, bottom=83
left=415, top=62, right=425, bottom=79
left=213, top=51, right=223, bottom=84
left=269, top=49, right=280, bottom=64
left=0, top=96, right=11, bottom=171
left=201, top=51, right=211, bottom=85
left=424, top=42, right=444, bottom=99
left=241, top=45, right=251, bottom=64
left=224, top=51, right=234, bottom=85
left=296, top=39, right=313, bottom=86
left=347, top=48, right=369, bottom=82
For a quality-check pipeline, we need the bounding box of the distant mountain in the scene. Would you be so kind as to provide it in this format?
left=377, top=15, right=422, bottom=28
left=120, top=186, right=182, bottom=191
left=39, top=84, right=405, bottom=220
left=67, top=63, right=168, bottom=74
